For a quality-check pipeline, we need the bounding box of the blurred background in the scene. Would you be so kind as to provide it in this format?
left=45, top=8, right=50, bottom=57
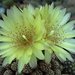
left=0, top=0, right=75, bottom=20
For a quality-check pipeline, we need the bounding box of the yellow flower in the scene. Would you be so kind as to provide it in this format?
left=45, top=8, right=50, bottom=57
left=0, top=6, right=45, bottom=73
left=39, top=3, right=75, bottom=63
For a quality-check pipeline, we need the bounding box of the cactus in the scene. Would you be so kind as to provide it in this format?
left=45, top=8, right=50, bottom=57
left=22, top=64, right=33, bottom=74
left=63, top=60, right=75, bottom=75
left=32, top=69, right=43, bottom=75
left=39, top=61, right=51, bottom=72
left=11, top=62, right=18, bottom=71
left=3, top=70, right=14, bottom=75
left=0, top=53, right=69, bottom=75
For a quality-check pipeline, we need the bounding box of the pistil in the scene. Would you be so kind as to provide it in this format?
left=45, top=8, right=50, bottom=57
left=22, top=35, right=29, bottom=42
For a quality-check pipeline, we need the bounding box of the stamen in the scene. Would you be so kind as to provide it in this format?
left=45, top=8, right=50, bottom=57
left=22, top=35, right=29, bottom=42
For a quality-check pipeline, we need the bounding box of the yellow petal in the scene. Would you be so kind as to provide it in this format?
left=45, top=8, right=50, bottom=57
left=0, top=48, right=17, bottom=56
left=0, top=43, right=14, bottom=50
left=33, top=50, right=44, bottom=60
left=18, top=49, right=32, bottom=73
left=27, top=4, right=35, bottom=15
left=59, top=13, right=71, bottom=25
left=35, top=27, right=45, bottom=41
left=0, top=20, right=9, bottom=31
left=2, top=14, right=16, bottom=30
left=18, top=57, right=25, bottom=73
left=29, top=54, right=37, bottom=68
left=26, top=47, right=33, bottom=56
left=2, top=52, right=16, bottom=66
left=51, top=45, right=73, bottom=61
left=58, top=40, right=75, bottom=49
left=2, top=57, right=9, bottom=66
left=0, top=28, right=8, bottom=36
left=0, top=36, right=11, bottom=42
left=33, top=42, right=44, bottom=50
left=45, top=50, right=52, bottom=64
left=16, top=50, right=25, bottom=60
left=61, top=21, right=75, bottom=31
left=64, top=30, right=75, bottom=38
left=33, top=15, right=43, bottom=34
left=11, top=6, right=23, bottom=25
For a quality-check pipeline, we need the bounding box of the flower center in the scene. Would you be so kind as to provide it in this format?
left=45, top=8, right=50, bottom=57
left=7, top=23, right=36, bottom=50
left=45, top=25, right=65, bottom=44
